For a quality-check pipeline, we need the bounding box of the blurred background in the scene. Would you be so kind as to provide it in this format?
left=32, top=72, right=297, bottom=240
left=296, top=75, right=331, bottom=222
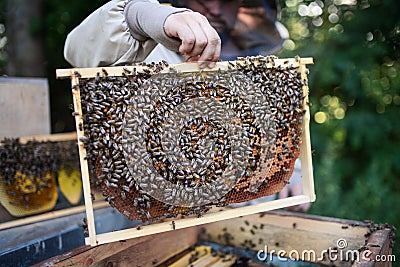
left=0, top=0, right=398, bottom=260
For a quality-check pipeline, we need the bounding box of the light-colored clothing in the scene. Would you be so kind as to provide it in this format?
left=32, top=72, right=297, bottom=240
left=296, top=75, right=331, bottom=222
left=64, top=0, right=186, bottom=67
left=144, top=43, right=183, bottom=64
left=64, top=0, right=285, bottom=67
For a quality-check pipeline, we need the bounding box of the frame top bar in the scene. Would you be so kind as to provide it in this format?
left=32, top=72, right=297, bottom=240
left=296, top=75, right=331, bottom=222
left=56, top=57, right=314, bottom=79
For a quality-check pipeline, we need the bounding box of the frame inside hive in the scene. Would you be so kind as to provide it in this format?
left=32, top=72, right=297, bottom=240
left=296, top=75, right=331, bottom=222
left=0, top=132, right=110, bottom=230
left=56, top=56, right=316, bottom=246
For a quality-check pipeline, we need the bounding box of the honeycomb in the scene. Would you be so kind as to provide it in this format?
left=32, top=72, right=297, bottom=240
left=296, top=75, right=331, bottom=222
left=76, top=56, right=308, bottom=222
left=0, top=139, right=80, bottom=217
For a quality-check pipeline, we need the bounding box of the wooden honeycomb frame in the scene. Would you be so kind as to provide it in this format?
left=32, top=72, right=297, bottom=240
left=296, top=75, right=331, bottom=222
left=0, top=132, right=110, bottom=231
left=56, top=57, right=315, bottom=246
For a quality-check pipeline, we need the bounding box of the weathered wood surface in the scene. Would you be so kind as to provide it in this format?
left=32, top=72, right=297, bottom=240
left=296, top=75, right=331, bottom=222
left=201, top=211, right=394, bottom=267
left=17, top=132, right=77, bottom=143
left=352, top=227, right=395, bottom=267
left=87, top=195, right=311, bottom=246
left=33, top=225, right=200, bottom=267
left=0, top=77, right=50, bottom=138
left=56, top=58, right=314, bottom=79
left=0, top=201, right=108, bottom=231
left=34, top=211, right=395, bottom=267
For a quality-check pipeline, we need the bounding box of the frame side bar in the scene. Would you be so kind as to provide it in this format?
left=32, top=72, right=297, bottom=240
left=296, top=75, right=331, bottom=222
left=71, top=75, right=98, bottom=246
left=299, top=63, right=316, bottom=202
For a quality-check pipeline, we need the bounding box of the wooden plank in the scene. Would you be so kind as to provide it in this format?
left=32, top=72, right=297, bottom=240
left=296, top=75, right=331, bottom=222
left=299, top=62, right=316, bottom=201
left=191, top=254, right=220, bottom=267
left=168, top=245, right=212, bottom=267
left=91, top=227, right=200, bottom=267
left=18, top=132, right=77, bottom=143
left=0, top=132, right=77, bottom=147
left=211, top=256, right=237, bottom=267
left=34, top=225, right=200, bottom=267
left=88, top=195, right=311, bottom=245
left=32, top=245, right=93, bottom=267
left=56, top=57, right=314, bottom=79
left=0, top=77, right=50, bottom=138
left=70, top=76, right=97, bottom=246
left=0, top=201, right=108, bottom=231
left=167, top=246, right=211, bottom=267
left=352, top=228, right=394, bottom=267
left=34, top=211, right=394, bottom=267
left=200, top=211, right=371, bottom=267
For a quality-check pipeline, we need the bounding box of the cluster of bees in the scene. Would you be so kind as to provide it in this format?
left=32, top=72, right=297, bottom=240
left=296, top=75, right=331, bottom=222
left=0, top=139, right=79, bottom=215
left=77, top=56, right=306, bottom=222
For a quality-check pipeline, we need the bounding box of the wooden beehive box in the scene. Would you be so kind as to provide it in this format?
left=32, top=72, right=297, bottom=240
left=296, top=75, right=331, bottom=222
left=56, top=56, right=316, bottom=246
left=34, top=211, right=395, bottom=267
left=0, top=77, right=51, bottom=139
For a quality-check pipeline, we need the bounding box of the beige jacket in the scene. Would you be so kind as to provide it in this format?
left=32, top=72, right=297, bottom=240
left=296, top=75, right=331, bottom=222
left=64, top=0, right=286, bottom=67
left=64, top=0, right=185, bottom=67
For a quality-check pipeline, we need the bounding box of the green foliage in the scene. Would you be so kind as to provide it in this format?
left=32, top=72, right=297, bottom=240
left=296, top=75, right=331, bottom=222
left=44, top=0, right=109, bottom=69
left=278, top=0, right=400, bottom=258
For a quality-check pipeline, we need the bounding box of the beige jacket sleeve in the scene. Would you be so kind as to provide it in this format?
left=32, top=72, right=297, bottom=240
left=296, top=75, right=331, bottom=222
left=64, top=0, right=185, bottom=67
